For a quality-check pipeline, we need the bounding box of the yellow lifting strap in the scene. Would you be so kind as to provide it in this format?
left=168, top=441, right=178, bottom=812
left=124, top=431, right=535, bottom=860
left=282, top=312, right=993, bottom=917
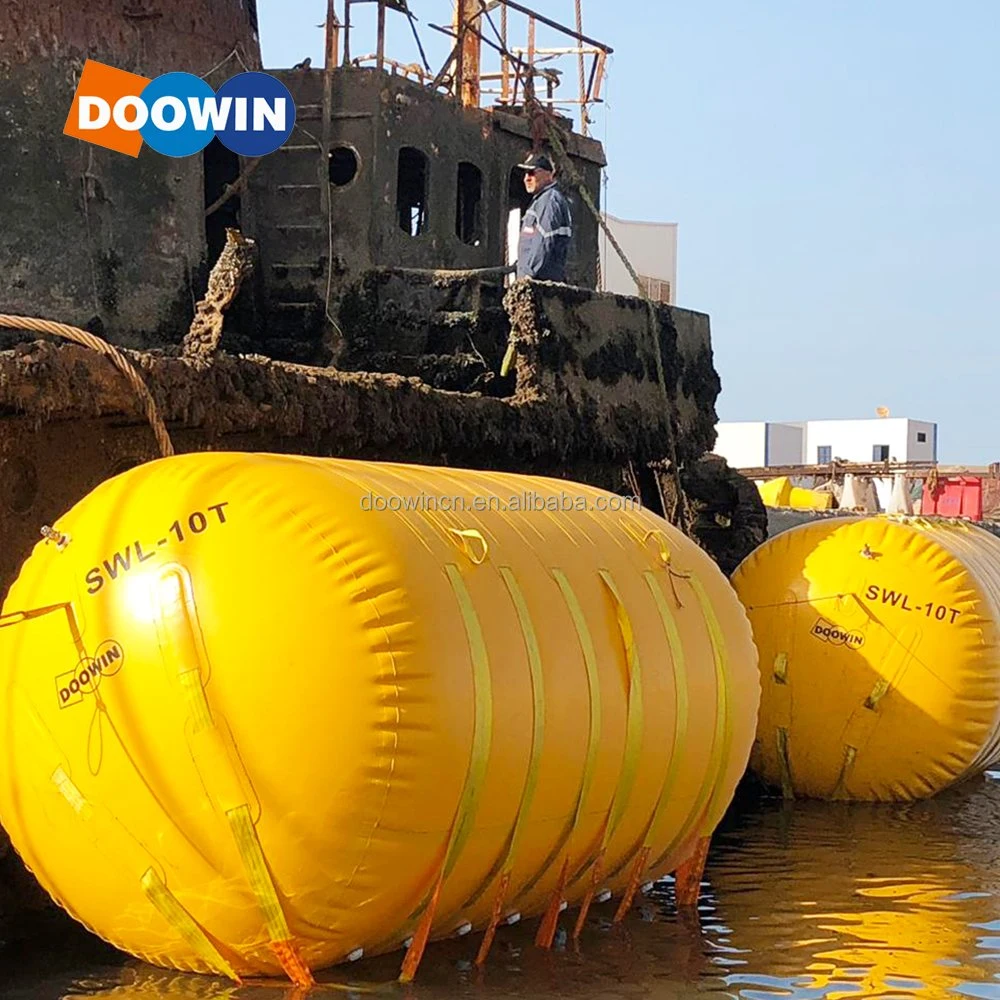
left=646, top=574, right=731, bottom=872
left=598, top=571, right=645, bottom=840
left=776, top=727, right=795, bottom=800
left=836, top=622, right=920, bottom=790
left=226, top=804, right=292, bottom=943
left=51, top=766, right=240, bottom=982
left=463, top=568, right=546, bottom=914
left=831, top=744, right=859, bottom=801
left=155, top=565, right=313, bottom=987
left=770, top=654, right=793, bottom=731
left=568, top=570, right=646, bottom=939
left=684, top=577, right=733, bottom=836
left=773, top=652, right=789, bottom=684
left=141, top=868, right=242, bottom=982
left=609, top=569, right=689, bottom=905
left=398, top=563, right=493, bottom=983
left=517, top=569, right=602, bottom=920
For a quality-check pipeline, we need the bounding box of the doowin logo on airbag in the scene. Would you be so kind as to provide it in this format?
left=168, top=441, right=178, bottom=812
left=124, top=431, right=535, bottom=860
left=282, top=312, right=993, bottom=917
left=63, top=59, right=296, bottom=158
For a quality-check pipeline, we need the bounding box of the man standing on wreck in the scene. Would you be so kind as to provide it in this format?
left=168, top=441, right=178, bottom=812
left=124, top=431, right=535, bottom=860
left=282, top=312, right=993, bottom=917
left=516, top=152, right=573, bottom=283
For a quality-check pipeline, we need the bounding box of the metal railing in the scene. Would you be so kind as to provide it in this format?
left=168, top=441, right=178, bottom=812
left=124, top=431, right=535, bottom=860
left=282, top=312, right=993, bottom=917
left=328, top=1, right=612, bottom=135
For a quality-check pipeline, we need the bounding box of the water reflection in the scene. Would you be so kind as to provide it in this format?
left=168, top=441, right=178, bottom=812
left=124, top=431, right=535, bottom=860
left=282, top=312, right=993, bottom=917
left=6, top=779, right=1000, bottom=1000
left=710, top=783, right=1000, bottom=999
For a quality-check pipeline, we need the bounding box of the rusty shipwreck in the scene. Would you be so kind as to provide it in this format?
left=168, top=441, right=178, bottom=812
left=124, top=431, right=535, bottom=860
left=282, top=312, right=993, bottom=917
left=0, top=0, right=764, bottom=947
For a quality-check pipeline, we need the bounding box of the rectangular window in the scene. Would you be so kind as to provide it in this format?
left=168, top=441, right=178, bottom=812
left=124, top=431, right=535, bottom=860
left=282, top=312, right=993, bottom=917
left=917, top=432, right=927, bottom=442
left=455, top=162, right=483, bottom=245
left=638, top=275, right=672, bottom=304
left=397, top=147, right=428, bottom=237
left=817, top=445, right=832, bottom=464
left=873, top=444, right=890, bottom=461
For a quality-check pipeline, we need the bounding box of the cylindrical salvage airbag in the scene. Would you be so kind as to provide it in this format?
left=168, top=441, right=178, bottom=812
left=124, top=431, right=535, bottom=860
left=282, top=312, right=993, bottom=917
left=732, top=515, right=1000, bottom=801
left=0, top=453, right=758, bottom=976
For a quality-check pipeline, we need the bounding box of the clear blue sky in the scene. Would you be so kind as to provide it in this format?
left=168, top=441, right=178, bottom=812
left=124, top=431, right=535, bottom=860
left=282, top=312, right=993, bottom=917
left=259, top=2, right=999, bottom=463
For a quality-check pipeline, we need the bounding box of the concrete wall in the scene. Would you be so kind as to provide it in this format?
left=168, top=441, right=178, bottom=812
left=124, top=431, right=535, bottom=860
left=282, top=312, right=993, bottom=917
left=714, top=420, right=804, bottom=467
left=600, top=214, right=678, bottom=303
left=714, top=422, right=767, bottom=468
left=804, top=418, right=937, bottom=463
left=767, top=422, right=805, bottom=464
left=0, top=0, right=261, bottom=345
left=907, top=419, right=938, bottom=461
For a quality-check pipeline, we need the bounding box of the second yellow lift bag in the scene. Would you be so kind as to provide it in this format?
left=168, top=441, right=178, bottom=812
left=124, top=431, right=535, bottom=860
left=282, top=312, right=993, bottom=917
left=0, top=453, right=759, bottom=978
left=733, top=515, right=1000, bottom=802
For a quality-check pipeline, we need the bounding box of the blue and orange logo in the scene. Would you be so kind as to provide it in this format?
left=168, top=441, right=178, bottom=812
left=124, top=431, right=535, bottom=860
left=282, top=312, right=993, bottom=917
left=64, top=59, right=296, bottom=158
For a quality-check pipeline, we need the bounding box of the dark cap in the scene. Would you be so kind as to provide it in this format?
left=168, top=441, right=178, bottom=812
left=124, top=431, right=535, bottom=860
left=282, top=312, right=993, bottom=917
left=517, top=152, right=555, bottom=173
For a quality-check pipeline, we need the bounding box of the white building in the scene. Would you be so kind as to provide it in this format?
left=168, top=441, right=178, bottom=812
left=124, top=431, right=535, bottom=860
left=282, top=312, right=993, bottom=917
left=714, top=417, right=938, bottom=468
left=600, top=214, right=677, bottom=304
left=804, top=418, right=937, bottom=465
left=713, top=421, right=804, bottom=469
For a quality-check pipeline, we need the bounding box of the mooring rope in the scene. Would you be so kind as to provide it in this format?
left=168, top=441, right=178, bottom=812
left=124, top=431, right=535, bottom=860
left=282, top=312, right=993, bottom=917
left=0, top=314, right=174, bottom=458
left=534, top=112, right=690, bottom=530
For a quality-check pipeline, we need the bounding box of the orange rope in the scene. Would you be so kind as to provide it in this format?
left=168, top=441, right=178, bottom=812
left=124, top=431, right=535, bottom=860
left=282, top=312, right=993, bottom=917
left=399, top=873, right=444, bottom=984
left=0, top=314, right=174, bottom=458
left=270, top=940, right=315, bottom=988
left=613, top=845, right=651, bottom=924
left=535, top=858, right=569, bottom=949
left=474, top=870, right=511, bottom=968
left=674, top=836, right=710, bottom=908
left=571, top=848, right=604, bottom=940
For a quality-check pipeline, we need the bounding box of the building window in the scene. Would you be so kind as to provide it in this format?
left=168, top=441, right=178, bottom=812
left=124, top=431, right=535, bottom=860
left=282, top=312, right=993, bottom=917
left=638, top=275, right=672, bottom=304
left=873, top=444, right=890, bottom=461
left=455, top=162, right=483, bottom=245
left=396, top=147, right=428, bottom=237
left=329, top=146, right=359, bottom=187
left=917, top=431, right=927, bottom=443
left=817, top=445, right=832, bottom=464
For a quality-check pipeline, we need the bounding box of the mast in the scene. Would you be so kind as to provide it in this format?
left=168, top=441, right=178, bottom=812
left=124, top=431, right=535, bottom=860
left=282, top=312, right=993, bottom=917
left=453, top=0, right=482, bottom=108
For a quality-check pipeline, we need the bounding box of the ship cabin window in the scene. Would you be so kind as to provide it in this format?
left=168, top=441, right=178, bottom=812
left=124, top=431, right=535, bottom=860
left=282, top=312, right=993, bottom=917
left=816, top=445, right=832, bottom=464
left=456, top=162, right=484, bottom=245
left=203, top=137, right=241, bottom=263
left=329, top=146, right=359, bottom=187
left=873, top=444, right=890, bottom=461
left=917, top=431, right=927, bottom=442
left=397, top=147, right=428, bottom=237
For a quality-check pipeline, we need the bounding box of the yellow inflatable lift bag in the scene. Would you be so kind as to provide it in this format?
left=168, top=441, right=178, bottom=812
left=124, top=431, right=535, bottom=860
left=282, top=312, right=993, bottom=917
left=0, top=453, right=758, bottom=980
left=757, top=477, right=833, bottom=512
left=732, top=515, right=1000, bottom=802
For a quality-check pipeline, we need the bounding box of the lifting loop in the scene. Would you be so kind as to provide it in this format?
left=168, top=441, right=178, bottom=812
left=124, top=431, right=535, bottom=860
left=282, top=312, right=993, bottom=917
left=395, top=564, right=493, bottom=982
left=449, top=528, right=490, bottom=566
